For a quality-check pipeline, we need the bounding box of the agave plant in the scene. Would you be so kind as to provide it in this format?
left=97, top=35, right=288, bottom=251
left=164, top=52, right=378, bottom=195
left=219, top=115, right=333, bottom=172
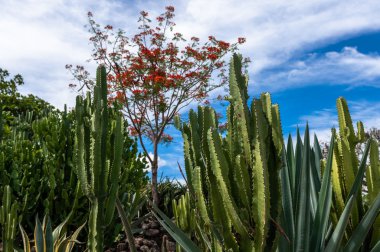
left=280, top=126, right=380, bottom=251
left=19, top=214, right=85, bottom=252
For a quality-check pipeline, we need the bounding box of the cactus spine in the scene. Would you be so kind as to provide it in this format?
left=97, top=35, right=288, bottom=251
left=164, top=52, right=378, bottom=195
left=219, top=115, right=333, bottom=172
left=0, top=185, right=18, bottom=252
left=177, top=54, right=283, bottom=251
left=74, top=65, right=123, bottom=251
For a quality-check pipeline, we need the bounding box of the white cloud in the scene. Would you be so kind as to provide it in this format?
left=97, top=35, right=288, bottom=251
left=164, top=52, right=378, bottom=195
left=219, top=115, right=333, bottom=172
left=1, top=0, right=380, bottom=109
left=0, top=0, right=139, bottom=109
left=176, top=0, right=380, bottom=73
left=258, top=47, right=380, bottom=92
left=142, top=151, right=184, bottom=174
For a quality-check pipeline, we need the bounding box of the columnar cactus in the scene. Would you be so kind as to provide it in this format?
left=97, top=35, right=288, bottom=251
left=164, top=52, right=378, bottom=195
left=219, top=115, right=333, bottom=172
left=331, top=98, right=365, bottom=229
left=0, top=185, right=18, bottom=252
left=176, top=54, right=283, bottom=251
left=367, top=138, right=380, bottom=245
left=74, top=65, right=124, bottom=251
left=331, top=97, right=380, bottom=244
left=172, top=192, right=197, bottom=252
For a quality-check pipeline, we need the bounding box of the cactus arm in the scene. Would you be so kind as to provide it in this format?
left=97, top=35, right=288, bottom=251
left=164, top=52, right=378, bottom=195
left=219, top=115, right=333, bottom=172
left=189, top=109, right=202, bottom=165
left=271, top=104, right=284, bottom=156
left=104, top=117, right=123, bottom=225
left=356, top=121, right=366, bottom=143
left=368, top=138, right=380, bottom=245
left=234, top=155, right=251, bottom=209
left=192, top=167, right=211, bottom=226
left=251, top=99, right=271, bottom=251
left=336, top=97, right=357, bottom=145
left=331, top=143, right=346, bottom=226
left=75, top=96, right=90, bottom=196
left=208, top=175, right=239, bottom=251
left=229, top=55, right=252, bottom=166
left=368, top=139, right=380, bottom=204
left=208, top=129, right=252, bottom=249
left=183, top=133, right=194, bottom=188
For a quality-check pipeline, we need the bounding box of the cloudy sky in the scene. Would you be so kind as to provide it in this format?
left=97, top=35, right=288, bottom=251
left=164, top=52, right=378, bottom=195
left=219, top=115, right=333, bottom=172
left=1, top=0, right=380, bottom=179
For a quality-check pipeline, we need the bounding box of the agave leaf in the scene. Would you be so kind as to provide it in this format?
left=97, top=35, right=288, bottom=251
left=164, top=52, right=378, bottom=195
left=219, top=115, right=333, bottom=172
left=44, top=215, right=53, bottom=252
left=19, top=224, right=31, bottom=252
left=115, top=197, right=137, bottom=252
left=34, top=215, right=46, bottom=252
left=56, top=237, right=70, bottom=252
left=52, top=212, right=72, bottom=242
left=344, top=192, right=380, bottom=252
left=152, top=204, right=202, bottom=252
left=66, top=221, right=86, bottom=251
left=370, top=240, right=380, bottom=252
left=311, top=131, right=335, bottom=252
left=280, top=146, right=295, bottom=250
left=295, top=124, right=311, bottom=252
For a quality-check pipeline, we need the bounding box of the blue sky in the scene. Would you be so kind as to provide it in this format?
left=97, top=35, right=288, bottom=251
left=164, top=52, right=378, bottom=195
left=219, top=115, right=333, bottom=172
left=1, top=0, right=380, bottom=181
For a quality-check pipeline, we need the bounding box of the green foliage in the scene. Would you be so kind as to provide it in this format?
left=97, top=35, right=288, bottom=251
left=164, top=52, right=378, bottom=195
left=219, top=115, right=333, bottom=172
left=115, top=197, right=138, bottom=252
left=329, top=97, right=380, bottom=249
left=19, top=214, right=85, bottom=252
left=0, top=68, right=55, bottom=131
left=173, top=53, right=284, bottom=251
left=0, top=67, right=147, bottom=247
left=172, top=192, right=197, bottom=252
left=161, top=55, right=380, bottom=252
left=280, top=127, right=380, bottom=251
left=154, top=177, right=187, bottom=217
left=0, top=108, right=86, bottom=233
left=152, top=204, right=202, bottom=252
left=0, top=185, right=18, bottom=252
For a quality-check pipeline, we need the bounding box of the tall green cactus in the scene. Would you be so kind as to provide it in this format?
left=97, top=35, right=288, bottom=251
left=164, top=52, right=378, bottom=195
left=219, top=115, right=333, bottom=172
left=74, top=65, right=124, bottom=251
left=367, top=138, right=380, bottom=246
left=0, top=185, right=18, bottom=252
left=331, top=97, right=380, bottom=245
left=176, top=54, right=283, bottom=251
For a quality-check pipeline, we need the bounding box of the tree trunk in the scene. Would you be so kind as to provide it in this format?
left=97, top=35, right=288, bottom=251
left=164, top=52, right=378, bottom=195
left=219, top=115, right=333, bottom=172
left=151, top=142, right=159, bottom=205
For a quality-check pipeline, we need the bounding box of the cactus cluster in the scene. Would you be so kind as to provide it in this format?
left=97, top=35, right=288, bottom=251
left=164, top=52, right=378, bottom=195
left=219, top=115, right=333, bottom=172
left=330, top=97, right=380, bottom=248
left=0, top=109, right=84, bottom=231
left=74, top=65, right=124, bottom=251
left=163, top=54, right=380, bottom=252
left=172, top=192, right=197, bottom=251
left=174, top=54, right=284, bottom=251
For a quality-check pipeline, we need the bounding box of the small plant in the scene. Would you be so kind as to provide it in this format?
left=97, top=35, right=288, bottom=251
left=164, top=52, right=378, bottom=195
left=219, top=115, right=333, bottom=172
left=19, top=214, right=85, bottom=252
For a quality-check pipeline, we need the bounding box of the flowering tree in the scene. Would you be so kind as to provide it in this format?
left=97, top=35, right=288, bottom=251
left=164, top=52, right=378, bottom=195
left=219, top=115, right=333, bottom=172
left=67, top=6, right=246, bottom=204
